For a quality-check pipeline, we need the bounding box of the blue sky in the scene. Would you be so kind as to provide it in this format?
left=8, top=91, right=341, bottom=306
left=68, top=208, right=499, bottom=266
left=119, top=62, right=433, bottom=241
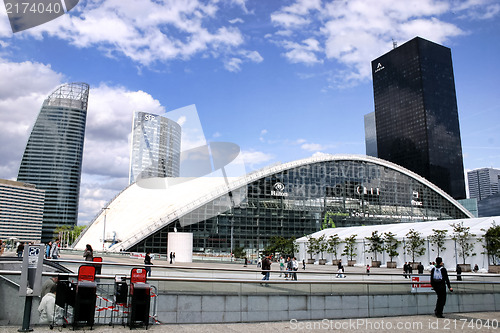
left=1, top=0, right=499, bottom=225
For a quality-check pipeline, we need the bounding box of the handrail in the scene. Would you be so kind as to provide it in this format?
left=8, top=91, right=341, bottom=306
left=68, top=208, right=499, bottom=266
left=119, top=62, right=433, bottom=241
left=43, top=258, right=500, bottom=278
left=1, top=270, right=500, bottom=286
left=0, top=273, right=20, bottom=287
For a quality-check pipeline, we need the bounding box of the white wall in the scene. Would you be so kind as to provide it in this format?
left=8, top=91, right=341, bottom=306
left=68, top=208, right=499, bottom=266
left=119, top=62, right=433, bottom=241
left=167, top=232, right=193, bottom=263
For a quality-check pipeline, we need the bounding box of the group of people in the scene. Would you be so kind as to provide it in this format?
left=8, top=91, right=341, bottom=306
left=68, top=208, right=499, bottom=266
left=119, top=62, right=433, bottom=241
left=262, top=255, right=300, bottom=283
left=403, top=261, right=425, bottom=277
left=44, top=239, right=61, bottom=259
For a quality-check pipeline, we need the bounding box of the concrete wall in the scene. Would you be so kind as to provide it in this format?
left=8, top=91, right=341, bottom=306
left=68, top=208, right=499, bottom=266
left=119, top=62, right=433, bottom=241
left=156, top=292, right=500, bottom=324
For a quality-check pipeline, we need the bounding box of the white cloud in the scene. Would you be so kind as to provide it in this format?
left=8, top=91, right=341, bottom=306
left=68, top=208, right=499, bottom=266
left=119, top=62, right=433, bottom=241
left=282, top=38, right=322, bottom=64
left=0, top=59, right=64, bottom=178
left=270, top=0, right=498, bottom=85
left=240, top=150, right=274, bottom=168
left=229, top=18, right=244, bottom=24
left=225, top=57, right=243, bottom=72
left=14, top=0, right=257, bottom=71
left=301, top=142, right=326, bottom=152
left=0, top=58, right=171, bottom=224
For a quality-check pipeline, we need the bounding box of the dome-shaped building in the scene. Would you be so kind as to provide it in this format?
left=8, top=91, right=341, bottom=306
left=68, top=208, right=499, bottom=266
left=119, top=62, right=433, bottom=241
left=74, top=154, right=472, bottom=255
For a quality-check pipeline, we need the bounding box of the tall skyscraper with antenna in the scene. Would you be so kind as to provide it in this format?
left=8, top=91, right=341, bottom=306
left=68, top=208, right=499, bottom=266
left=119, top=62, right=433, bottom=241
left=371, top=37, right=466, bottom=200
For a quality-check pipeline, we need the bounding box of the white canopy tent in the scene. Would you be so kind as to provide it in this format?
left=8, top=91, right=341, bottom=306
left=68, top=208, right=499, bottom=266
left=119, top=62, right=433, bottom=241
left=296, top=216, right=500, bottom=271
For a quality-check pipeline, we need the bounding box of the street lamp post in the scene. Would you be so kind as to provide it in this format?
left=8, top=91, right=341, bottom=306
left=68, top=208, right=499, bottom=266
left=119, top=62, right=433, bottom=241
left=102, top=207, right=109, bottom=251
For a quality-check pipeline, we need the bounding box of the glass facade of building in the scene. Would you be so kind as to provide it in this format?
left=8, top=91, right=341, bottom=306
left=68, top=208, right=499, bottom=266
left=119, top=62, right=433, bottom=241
left=129, top=112, right=181, bottom=184
left=17, top=83, right=89, bottom=242
left=364, top=112, right=377, bottom=157
left=0, top=179, right=45, bottom=242
left=129, top=158, right=471, bottom=255
left=372, top=37, right=466, bottom=200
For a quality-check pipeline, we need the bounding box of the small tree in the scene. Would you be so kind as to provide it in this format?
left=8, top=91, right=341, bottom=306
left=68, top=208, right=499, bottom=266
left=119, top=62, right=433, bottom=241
left=483, top=223, right=500, bottom=265
left=428, top=229, right=447, bottom=257
left=365, top=231, right=384, bottom=262
left=233, top=246, right=246, bottom=259
left=317, top=235, right=328, bottom=260
left=383, top=232, right=400, bottom=262
left=342, top=234, right=358, bottom=261
left=404, top=229, right=426, bottom=263
left=327, top=234, right=341, bottom=261
left=265, top=236, right=298, bottom=257
left=451, top=222, right=477, bottom=265
left=306, top=236, right=319, bottom=260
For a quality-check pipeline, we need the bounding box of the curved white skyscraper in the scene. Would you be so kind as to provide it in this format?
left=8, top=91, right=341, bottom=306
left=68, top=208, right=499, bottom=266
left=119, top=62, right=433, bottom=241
left=129, top=112, right=181, bottom=184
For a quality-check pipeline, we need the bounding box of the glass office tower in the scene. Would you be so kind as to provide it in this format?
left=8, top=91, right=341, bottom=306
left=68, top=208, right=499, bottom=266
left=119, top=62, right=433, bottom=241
left=129, top=112, right=181, bottom=184
left=372, top=37, right=466, bottom=199
left=364, top=112, right=378, bottom=157
left=17, top=82, right=89, bottom=242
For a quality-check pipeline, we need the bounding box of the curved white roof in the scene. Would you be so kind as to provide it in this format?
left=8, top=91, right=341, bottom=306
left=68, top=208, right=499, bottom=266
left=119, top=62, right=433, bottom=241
left=74, top=154, right=473, bottom=251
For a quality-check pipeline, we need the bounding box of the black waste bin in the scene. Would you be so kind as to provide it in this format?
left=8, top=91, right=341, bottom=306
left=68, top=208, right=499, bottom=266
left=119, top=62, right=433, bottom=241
left=55, top=279, right=76, bottom=308
left=114, top=277, right=128, bottom=304
left=73, top=280, right=97, bottom=329
left=128, top=282, right=150, bottom=329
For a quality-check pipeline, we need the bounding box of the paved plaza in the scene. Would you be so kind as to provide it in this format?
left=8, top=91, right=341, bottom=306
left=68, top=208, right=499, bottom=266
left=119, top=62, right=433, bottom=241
left=1, top=312, right=500, bottom=332
left=2, top=250, right=499, bottom=332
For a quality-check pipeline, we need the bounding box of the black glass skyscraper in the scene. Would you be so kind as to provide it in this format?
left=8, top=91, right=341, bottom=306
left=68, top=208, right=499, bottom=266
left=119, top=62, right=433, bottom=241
left=18, top=82, right=89, bottom=242
left=372, top=37, right=466, bottom=200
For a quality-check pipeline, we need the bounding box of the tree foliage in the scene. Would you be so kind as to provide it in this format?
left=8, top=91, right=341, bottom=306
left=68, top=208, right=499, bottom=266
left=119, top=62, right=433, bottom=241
left=365, top=231, right=384, bottom=261
left=306, top=236, right=319, bottom=259
left=451, top=222, right=476, bottom=265
left=383, top=232, right=400, bottom=262
left=342, top=234, right=357, bottom=261
left=327, top=234, right=341, bottom=260
left=53, top=225, right=87, bottom=246
left=428, top=229, right=447, bottom=257
left=317, top=235, right=328, bottom=260
left=483, top=223, right=500, bottom=265
left=264, top=236, right=298, bottom=257
left=404, top=229, right=426, bottom=263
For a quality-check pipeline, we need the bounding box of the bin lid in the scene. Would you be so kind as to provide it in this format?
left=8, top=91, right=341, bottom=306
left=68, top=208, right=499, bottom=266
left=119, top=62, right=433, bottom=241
left=130, top=268, right=147, bottom=284
left=78, top=265, right=96, bottom=282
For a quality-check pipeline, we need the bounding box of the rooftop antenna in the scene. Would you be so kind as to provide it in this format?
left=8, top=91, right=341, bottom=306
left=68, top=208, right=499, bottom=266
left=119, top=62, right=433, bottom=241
left=392, top=38, right=398, bottom=49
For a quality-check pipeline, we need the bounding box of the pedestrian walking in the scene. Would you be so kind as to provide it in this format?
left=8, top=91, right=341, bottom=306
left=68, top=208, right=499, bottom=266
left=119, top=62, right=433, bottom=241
left=336, top=259, right=345, bottom=278
left=279, top=257, right=284, bottom=277
left=50, top=240, right=60, bottom=259
left=292, top=257, right=298, bottom=280
left=285, top=257, right=292, bottom=279
left=261, top=254, right=271, bottom=285
left=403, top=262, right=409, bottom=278
left=417, top=262, right=424, bottom=274
left=366, top=264, right=370, bottom=276
left=302, top=259, right=306, bottom=270
left=430, top=257, right=453, bottom=318
left=45, top=241, right=52, bottom=259
left=169, top=252, right=173, bottom=264
left=144, top=251, right=153, bottom=277
left=83, top=244, right=94, bottom=261
left=456, top=264, right=462, bottom=281
left=17, top=242, right=24, bottom=258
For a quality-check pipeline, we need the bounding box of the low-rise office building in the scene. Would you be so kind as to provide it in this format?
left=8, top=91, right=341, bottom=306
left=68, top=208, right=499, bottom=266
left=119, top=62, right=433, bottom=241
left=0, top=179, right=45, bottom=242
